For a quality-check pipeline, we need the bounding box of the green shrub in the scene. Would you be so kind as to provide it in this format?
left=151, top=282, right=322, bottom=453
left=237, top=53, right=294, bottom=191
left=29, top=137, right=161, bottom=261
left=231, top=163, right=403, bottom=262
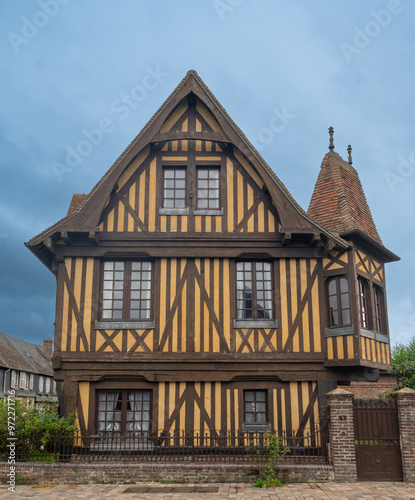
left=253, top=432, right=289, bottom=488
left=0, top=398, right=77, bottom=461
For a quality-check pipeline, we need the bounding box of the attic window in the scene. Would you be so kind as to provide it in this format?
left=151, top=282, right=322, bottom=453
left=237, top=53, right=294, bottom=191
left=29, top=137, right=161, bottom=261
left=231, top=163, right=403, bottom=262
left=163, top=167, right=186, bottom=209
left=196, top=167, right=220, bottom=209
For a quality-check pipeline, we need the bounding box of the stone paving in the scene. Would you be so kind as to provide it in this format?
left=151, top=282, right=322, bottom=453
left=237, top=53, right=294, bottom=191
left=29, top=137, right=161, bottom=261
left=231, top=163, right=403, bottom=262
left=0, top=482, right=415, bottom=499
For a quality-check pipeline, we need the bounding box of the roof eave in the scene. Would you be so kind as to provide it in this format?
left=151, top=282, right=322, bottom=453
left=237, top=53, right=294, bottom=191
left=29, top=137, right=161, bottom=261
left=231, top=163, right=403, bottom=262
left=339, top=229, right=400, bottom=263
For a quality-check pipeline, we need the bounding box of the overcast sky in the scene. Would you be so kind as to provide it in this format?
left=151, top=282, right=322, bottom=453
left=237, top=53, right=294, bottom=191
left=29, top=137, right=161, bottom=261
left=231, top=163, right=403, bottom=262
left=1, top=0, right=414, bottom=348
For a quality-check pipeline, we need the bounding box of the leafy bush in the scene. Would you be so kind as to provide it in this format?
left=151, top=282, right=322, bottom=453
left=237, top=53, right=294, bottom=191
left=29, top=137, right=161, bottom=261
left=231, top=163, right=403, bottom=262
left=0, top=398, right=77, bottom=461
left=391, top=337, right=415, bottom=391
left=254, top=431, right=289, bottom=488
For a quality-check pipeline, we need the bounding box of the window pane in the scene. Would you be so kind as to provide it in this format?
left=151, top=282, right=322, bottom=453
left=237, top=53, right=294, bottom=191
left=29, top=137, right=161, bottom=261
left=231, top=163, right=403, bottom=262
left=245, top=391, right=255, bottom=401
left=340, top=277, right=348, bottom=293
left=341, top=293, right=350, bottom=309
left=342, top=310, right=351, bottom=325
left=328, top=280, right=337, bottom=295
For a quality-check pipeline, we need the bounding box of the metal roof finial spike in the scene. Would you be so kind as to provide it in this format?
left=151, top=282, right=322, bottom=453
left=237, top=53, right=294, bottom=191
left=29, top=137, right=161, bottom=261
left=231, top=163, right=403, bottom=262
left=347, top=144, right=353, bottom=165
left=328, top=127, right=334, bottom=152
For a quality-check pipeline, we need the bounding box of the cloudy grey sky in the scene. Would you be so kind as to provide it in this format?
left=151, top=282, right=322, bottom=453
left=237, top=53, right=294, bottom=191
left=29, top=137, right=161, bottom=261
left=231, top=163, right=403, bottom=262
left=1, top=0, right=414, bottom=347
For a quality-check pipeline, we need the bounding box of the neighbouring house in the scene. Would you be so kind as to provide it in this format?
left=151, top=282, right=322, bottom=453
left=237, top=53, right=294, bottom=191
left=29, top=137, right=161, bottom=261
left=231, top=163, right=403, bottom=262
left=25, top=70, right=399, bottom=438
left=0, top=333, right=57, bottom=405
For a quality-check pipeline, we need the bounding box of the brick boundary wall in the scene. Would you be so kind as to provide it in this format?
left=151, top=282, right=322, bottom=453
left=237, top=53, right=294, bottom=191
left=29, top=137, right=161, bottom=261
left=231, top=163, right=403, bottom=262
left=338, top=375, right=398, bottom=399
left=0, top=462, right=334, bottom=485
left=392, top=388, right=415, bottom=483
left=326, top=388, right=357, bottom=482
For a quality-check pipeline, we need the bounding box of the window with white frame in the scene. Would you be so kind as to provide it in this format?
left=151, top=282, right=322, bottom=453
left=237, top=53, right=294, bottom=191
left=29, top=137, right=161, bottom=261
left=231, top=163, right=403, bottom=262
left=11, top=370, right=18, bottom=388
left=45, top=377, right=51, bottom=394
left=39, top=375, right=44, bottom=393
left=29, top=373, right=34, bottom=390
left=19, top=372, right=27, bottom=389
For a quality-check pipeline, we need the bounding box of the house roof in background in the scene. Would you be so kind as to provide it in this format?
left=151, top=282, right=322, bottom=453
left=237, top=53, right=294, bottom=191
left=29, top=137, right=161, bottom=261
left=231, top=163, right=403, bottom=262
left=0, top=332, right=53, bottom=375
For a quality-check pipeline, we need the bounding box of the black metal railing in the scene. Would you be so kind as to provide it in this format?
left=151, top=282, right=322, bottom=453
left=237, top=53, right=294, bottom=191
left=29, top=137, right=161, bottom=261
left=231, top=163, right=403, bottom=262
left=0, top=424, right=331, bottom=466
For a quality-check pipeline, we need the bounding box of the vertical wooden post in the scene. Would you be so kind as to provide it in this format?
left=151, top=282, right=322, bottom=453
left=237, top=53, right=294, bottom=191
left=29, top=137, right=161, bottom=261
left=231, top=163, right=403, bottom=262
left=392, top=387, right=415, bottom=482
left=326, top=388, right=357, bottom=482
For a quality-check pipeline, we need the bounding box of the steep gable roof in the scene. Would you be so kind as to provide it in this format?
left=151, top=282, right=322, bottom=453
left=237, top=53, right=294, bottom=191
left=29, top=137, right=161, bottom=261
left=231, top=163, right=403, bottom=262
left=26, top=71, right=349, bottom=268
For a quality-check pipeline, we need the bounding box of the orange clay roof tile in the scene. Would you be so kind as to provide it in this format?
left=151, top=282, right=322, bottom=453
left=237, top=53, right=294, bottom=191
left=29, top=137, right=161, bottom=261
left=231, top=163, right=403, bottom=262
left=308, top=152, right=382, bottom=245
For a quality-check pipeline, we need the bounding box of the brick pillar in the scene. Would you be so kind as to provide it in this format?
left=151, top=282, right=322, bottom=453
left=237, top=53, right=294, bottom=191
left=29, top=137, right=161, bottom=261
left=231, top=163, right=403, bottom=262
left=392, top=387, right=415, bottom=483
left=326, top=388, right=357, bottom=482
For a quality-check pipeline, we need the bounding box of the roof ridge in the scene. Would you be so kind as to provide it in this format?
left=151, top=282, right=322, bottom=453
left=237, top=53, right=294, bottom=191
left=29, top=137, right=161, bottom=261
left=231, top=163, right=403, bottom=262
left=27, top=71, right=349, bottom=251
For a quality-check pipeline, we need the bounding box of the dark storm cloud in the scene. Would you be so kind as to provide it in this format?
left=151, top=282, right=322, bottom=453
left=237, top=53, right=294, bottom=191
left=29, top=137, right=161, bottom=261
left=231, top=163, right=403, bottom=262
left=0, top=0, right=414, bottom=345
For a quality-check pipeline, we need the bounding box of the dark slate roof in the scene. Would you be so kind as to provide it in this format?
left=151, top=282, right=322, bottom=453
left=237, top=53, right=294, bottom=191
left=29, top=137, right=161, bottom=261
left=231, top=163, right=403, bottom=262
left=0, top=332, right=53, bottom=375
left=308, top=151, right=382, bottom=244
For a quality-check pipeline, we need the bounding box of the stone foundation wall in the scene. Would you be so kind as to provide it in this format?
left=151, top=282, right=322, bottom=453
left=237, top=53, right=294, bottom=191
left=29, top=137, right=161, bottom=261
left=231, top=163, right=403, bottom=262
left=0, top=462, right=334, bottom=485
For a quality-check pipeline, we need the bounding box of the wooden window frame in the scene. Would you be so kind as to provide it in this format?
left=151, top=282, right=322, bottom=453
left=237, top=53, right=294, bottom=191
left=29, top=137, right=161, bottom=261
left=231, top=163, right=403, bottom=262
left=373, top=284, right=386, bottom=334
left=358, top=277, right=371, bottom=330
left=236, top=261, right=274, bottom=321
left=29, top=373, right=34, bottom=390
left=96, top=389, right=152, bottom=435
left=162, top=166, right=187, bottom=209
left=326, top=275, right=351, bottom=328
left=243, top=389, right=268, bottom=424
left=100, top=260, right=154, bottom=321
left=45, top=377, right=51, bottom=394
left=38, top=375, right=44, bottom=393
left=196, top=165, right=221, bottom=210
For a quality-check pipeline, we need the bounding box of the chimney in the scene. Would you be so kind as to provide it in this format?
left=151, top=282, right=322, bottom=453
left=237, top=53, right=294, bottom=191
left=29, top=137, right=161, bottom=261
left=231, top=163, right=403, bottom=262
left=42, top=339, right=53, bottom=358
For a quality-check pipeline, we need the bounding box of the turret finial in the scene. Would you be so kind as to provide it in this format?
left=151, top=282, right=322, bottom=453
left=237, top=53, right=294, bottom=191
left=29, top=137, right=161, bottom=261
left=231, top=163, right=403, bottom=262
left=347, top=145, right=353, bottom=165
left=328, top=127, right=334, bottom=152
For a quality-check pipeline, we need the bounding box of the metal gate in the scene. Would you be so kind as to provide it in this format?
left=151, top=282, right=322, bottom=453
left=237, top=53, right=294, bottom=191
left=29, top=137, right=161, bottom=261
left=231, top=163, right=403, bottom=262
left=353, top=399, right=403, bottom=481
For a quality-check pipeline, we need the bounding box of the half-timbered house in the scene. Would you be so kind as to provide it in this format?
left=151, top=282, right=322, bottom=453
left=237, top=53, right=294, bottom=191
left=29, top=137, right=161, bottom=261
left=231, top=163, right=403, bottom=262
left=26, top=71, right=399, bottom=439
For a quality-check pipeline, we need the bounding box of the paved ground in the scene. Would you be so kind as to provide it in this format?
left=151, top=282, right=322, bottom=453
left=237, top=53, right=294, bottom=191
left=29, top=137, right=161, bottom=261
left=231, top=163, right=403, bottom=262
left=1, top=482, right=415, bottom=499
